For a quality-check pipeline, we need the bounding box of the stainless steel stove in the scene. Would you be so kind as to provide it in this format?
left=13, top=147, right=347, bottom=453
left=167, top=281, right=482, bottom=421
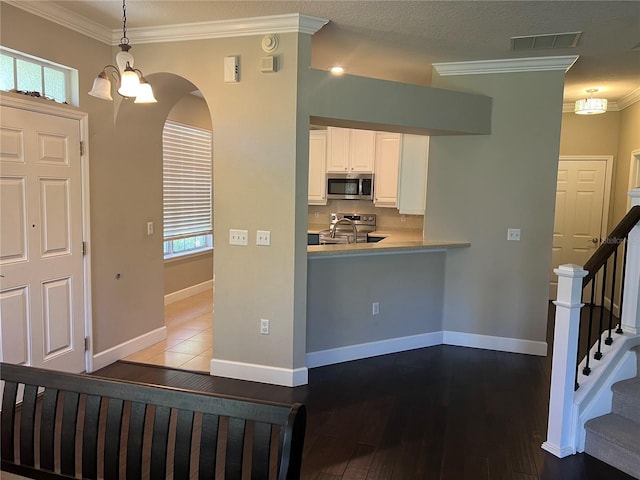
left=318, top=213, right=376, bottom=245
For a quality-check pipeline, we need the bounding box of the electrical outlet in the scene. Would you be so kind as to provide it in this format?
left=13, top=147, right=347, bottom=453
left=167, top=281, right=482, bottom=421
left=507, top=228, right=521, bottom=241
left=257, top=230, right=271, bottom=246
left=260, top=319, right=270, bottom=335
left=146, top=221, right=154, bottom=236
left=372, top=302, right=380, bottom=315
left=229, top=229, right=248, bottom=246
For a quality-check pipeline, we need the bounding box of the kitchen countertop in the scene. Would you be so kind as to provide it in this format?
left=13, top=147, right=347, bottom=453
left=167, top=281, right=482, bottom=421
left=307, top=225, right=469, bottom=257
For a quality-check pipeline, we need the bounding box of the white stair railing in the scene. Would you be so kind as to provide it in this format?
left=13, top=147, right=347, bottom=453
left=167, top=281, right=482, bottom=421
left=543, top=188, right=640, bottom=458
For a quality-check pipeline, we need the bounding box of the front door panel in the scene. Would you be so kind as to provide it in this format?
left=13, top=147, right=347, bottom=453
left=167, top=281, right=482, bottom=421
left=0, top=105, right=84, bottom=372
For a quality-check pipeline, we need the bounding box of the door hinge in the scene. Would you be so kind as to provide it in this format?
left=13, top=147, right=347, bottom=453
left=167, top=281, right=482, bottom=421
left=84, top=336, right=90, bottom=351
left=80, top=141, right=85, bottom=156
left=82, top=241, right=87, bottom=256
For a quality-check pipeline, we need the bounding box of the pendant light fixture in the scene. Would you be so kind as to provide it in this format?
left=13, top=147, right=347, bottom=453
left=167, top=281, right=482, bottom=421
left=574, top=88, right=607, bottom=115
left=88, top=0, right=156, bottom=103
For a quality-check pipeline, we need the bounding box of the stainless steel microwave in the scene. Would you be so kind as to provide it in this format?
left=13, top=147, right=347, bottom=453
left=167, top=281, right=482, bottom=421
left=326, top=173, right=374, bottom=200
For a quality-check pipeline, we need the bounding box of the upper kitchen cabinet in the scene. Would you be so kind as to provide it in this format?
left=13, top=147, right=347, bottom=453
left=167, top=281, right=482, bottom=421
left=374, top=132, right=402, bottom=208
left=308, top=130, right=328, bottom=205
left=326, top=127, right=376, bottom=173
left=397, top=135, right=429, bottom=215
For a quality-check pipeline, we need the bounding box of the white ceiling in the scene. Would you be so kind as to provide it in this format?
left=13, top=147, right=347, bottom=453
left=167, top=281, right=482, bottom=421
left=14, top=1, right=640, bottom=107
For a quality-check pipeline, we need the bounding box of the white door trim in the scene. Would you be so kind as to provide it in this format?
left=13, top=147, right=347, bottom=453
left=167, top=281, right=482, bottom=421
left=629, top=150, right=640, bottom=209
left=0, top=94, right=93, bottom=372
left=558, top=155, right=614, bottom=244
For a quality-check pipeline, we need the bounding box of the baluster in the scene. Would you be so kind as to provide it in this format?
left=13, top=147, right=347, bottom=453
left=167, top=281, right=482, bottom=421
left=595, top=259, right=608, bottom=360
left=575, top=287, right=588, bottom=389
left=616, top=238, right=628, bottom=334
left=605, top=247, right=618, bottom=345
left=583, top=276, right=596, bottom=375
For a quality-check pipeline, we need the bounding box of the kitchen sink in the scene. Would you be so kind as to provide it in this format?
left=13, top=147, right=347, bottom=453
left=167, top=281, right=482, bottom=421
left=319, top=236, right=351, bottom=245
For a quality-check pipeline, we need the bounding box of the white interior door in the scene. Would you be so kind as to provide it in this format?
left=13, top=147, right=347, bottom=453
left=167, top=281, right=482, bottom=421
left=550, top=160, right=608, bottom=299
left=0, top=105, right=85, bottom=372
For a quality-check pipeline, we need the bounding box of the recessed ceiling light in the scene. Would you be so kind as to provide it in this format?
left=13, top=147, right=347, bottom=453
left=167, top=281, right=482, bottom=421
left=330, top=66, right=345, bottom=75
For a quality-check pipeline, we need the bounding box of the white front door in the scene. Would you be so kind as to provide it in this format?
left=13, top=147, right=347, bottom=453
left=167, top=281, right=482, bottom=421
left=0, top=105, right=85, bottom=372
left=550, top=159, right=608, bottom=299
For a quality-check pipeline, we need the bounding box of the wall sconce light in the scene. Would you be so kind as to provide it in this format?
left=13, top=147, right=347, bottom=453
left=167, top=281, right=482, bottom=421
left=88, top=0, right=156, bottom=103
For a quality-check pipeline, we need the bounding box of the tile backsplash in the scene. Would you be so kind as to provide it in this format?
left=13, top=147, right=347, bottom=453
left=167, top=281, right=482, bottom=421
left=308, top=200, right=423, bottom=230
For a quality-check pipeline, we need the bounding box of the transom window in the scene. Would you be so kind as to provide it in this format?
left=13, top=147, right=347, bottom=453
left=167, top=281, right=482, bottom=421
left=163, top=120, right=213, bottom=259
left=0, top=46, right=77, bottom=105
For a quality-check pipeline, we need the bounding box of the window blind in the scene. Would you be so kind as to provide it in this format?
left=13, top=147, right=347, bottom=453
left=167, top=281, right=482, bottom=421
left=163, top=121, right=212, bottom=240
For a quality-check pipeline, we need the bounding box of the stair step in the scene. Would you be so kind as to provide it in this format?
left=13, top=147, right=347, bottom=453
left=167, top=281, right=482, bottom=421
left=613, top=377, right=640, bottom=422
left=585, top=413, right=640, bottom=479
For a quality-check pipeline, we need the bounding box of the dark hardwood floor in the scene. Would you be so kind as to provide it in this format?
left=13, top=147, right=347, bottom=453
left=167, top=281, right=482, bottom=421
left=94, top=305, right=634, bottom=480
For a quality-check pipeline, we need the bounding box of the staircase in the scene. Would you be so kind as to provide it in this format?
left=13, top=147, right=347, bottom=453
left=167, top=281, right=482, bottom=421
left=585, top=346, right=640, bottom=479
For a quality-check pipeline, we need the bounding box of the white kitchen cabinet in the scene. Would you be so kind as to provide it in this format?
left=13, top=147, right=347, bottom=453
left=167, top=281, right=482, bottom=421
left=326, top=127, right=375, bottom=173
left=374, top=132, right=402, bottom=207
left=308, top=130, right=327, bottom=205
left=398, top=134, right=429, bottom=215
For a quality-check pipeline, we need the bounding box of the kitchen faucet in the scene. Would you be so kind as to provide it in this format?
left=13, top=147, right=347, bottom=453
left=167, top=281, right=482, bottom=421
left=330, top=217, right=357, bottom=242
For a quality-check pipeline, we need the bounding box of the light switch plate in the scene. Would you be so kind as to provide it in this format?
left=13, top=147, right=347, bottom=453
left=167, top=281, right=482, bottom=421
left=229, top=229, right=248, bottom=245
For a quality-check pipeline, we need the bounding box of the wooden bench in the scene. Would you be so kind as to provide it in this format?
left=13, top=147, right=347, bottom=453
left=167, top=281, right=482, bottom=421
left=1, top=362, right=306, bottom=479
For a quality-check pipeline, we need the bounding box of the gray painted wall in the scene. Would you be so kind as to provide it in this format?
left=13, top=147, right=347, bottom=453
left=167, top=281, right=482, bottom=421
left=307, top=251, right=445, bottom=352
left=307, top=69, right=492, bottom=135
left=426, top=71, right=565, bottom=344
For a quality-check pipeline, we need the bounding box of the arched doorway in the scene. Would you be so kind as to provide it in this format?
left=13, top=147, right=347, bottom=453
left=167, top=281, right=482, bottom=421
left=115, top=73, right=214, bottom=371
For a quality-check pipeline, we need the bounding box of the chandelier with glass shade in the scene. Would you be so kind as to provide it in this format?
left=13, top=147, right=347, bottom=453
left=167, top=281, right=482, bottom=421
left=88, top=0, right=156, bottom=104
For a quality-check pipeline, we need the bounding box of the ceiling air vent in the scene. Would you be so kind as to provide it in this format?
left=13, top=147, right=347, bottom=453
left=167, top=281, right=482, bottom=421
left=511, top=32, right=582, bottom=51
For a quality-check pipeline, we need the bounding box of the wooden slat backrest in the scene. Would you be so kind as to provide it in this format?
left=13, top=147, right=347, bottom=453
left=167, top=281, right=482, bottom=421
left=1, top=362, right=306, bottom=480
left=81, top=394, right=102, bottom=478
left=39, top=388, right=59, bottom=472
left=60, top=391, right=80, bottom=476
left=174, top=408, right=195, bottom=479
left=125, top=401, right=146, bottom=479
left=19, top=384, right=38, bottom=467
left=198, top=412, right=220, bottom=479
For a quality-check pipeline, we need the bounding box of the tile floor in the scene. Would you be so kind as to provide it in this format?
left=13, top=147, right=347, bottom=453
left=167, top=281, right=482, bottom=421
left=123, top=289, right=213, bottom=372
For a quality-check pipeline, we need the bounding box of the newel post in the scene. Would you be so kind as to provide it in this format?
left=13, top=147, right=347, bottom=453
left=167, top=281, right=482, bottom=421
left=542, top=264, right=588, bottom=458
left=621, top=188, right=640, bottom=334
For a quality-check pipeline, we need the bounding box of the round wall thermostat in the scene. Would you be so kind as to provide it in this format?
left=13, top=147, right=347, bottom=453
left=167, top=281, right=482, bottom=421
left=262, top=34, right=279, bottom=53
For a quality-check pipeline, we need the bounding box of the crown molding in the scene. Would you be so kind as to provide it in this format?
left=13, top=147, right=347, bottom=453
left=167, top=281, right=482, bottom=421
left=4, top=2, right=328, bottom=45
left=4, top=0, right=113, bottom=44
left=433, top=55, right=579, bottom=76
left=114, top=14, right=329, bottom=45
left=618, top=86, right=640, bottom=110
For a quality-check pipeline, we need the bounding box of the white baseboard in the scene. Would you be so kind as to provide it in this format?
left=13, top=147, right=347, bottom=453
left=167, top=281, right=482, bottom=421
left=305, top=330, right=546, bottom=370
left=210, top=358, right=308, bottom=387
left=306, top=332, right=444, bottom=368
left=443, top=330, right=548, bottom=356
left=164, top=280, right=213, bottom=306
left=91, top=326, right=167, bottom=371
left=541, top=441, right=575, bottom=458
